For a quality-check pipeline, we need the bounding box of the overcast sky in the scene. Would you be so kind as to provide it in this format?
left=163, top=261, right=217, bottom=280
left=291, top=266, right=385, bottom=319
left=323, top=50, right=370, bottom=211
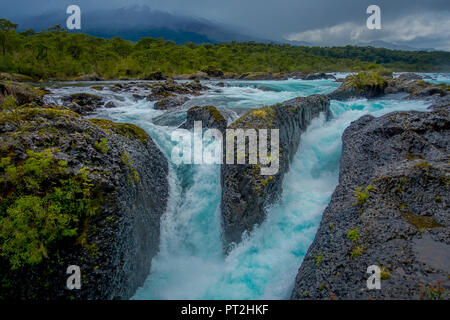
left=2, top=0, right=450, bottom=50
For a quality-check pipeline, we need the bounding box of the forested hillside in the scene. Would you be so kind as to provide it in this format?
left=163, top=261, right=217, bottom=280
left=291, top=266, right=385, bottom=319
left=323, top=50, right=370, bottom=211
left=1, top=19, right=449, bottom=80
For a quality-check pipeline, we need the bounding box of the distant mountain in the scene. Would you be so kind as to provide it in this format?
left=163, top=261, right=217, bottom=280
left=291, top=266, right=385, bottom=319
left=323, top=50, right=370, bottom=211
left=12, top=6, right=268, bottom=44
left=285, top=40, right=313, bottom=47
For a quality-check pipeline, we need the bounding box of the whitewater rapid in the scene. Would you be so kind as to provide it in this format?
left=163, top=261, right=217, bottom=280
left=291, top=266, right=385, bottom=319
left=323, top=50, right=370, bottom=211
left=47, top=77, right=442, bottom=299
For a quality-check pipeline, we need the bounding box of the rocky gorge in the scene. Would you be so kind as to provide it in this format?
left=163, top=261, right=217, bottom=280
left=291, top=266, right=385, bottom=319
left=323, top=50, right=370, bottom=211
left=0, top=71, right=449, bottom=300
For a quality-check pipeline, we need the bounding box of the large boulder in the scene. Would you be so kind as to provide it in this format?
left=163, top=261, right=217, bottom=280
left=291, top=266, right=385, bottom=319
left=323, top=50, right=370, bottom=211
left=0, top=106, right=169, bottom=299
left=61, top=93, right=104, bottom=115
left=0, top=80, right=47, bottom=106
left=221, top=95, right=331, bottom=248
left=328, top=71, right=389, bottom=100
left=72, top=74, right=104, bottom=81
left=304, top=73, right=336, bottom=81
left=179, top=106, right=227, bottom=132
left=147, top=79, right=208, bottom=101
left=428, top=95, right=450, bottom=111
left=329, top=71, right=449, bottom=103
left=397, top=72, right=423, bottom=81
left=291, top=108, right=450, bottom=300
left=154, top=95, right=190, bottom=110
left=202, top=67, right=224, bottom=78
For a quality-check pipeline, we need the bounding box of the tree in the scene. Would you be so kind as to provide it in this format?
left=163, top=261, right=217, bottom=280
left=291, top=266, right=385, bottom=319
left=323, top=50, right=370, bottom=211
left=0, top=19, right=18, bottom=56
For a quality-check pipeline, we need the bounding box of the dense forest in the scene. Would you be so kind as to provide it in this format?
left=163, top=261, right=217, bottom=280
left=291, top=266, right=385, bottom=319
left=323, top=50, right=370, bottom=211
left=1, top=19, right=449, bottom=80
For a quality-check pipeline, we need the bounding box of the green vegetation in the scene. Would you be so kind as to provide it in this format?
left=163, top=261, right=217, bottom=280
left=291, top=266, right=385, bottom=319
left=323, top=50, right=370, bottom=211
left=121, top=151, right=140, bottom=184
left=0, top=19, right=449, bottom=80
left=350, top=246, right=363, bottom=258
left=379, top=266, right=391, bottom=280
left=347, top=229, right=359, bottom=243
left=347, top=228, right=363, bottom=258
left=354, top=185, right=375, bottom=206
left=94, top=138, right=109, bottom=154
left=313, top=253, right=324, bottom=266
left=347, top=69, right=389, bottom=91
left=0, top=149, right=101, bottom=269
left=88, top=118, right=149, bottom=145
left=401, top=212, right=444, bottom=230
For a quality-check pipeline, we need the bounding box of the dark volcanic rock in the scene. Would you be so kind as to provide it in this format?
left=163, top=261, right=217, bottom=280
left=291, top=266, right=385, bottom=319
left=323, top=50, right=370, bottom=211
left=179, top=106, right=227, bottom=132
left=428, top=95, right=450, bottom=110
left=0, top=72, right=35, bottom=82
left=202, top=67, right=224, bottom=78
left=304, top=73, right=336, bottom=81
left=221, top=95, right=331, bottom=248
left=73, top=74, right=104, bottom=81
left=62, top=93, right=104, bottom=115
left=397, top=72, right=423, bottom=81
left=0, top=80, right=46, bottom=106
left=291, top=108, right=450, bottom=300
left=239, top=72, right=287, bottom=80
left=147, top=79, right=208, bottom=102
left=154, top=95, right=190, bottom=110
left=0, top=107, right=169, bottom=300
left=143, top=71, right=166, bottom=80
left=328, top=73, right=388, bottom=100
left=104, top=100, right=117, bottom=108
left=329, top=72, right=449, bottom=103
left=405, top=82, right=448, bottom=100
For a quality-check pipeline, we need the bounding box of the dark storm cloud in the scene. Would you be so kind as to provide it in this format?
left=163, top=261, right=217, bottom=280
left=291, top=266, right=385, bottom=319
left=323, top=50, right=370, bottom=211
left=2, top=0, right=449, bottom=50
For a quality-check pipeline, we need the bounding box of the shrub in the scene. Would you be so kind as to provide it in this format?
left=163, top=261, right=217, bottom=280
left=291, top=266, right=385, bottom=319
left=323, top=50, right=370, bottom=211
left=0, top=149, right=100, bottom=269
left=94, top=138, right=109, bottom=154
left=347, top=228, right=359, bottom=243
left=354, top=185, right=375, bottom=206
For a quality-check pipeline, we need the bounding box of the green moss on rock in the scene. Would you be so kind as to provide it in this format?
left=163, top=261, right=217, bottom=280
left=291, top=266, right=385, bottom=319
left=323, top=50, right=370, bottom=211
left=89, top=118, right=149, bottom=145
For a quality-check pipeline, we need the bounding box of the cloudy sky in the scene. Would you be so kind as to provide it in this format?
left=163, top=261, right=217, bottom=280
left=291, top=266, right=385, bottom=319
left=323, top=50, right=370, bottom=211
left=2, top=0, right=450, bottom=50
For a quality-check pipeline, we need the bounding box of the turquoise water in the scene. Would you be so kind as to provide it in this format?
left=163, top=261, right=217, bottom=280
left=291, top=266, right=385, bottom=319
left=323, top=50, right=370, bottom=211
left=49, top=78, right=435, bottom=299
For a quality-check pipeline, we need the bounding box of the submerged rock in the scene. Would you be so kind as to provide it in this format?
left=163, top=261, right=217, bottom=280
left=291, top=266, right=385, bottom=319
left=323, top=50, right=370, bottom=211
left=221, top=95, right=331, bottom=248
left=291, top=108, right=449, bottom=300
left=0, top=106, right=169, bottom=299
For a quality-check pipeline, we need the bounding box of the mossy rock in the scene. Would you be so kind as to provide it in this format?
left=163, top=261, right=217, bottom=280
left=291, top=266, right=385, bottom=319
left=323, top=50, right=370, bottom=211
left=0, top=80, right=46, bottom=106
left=88, top=118, right=149, bottom=145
